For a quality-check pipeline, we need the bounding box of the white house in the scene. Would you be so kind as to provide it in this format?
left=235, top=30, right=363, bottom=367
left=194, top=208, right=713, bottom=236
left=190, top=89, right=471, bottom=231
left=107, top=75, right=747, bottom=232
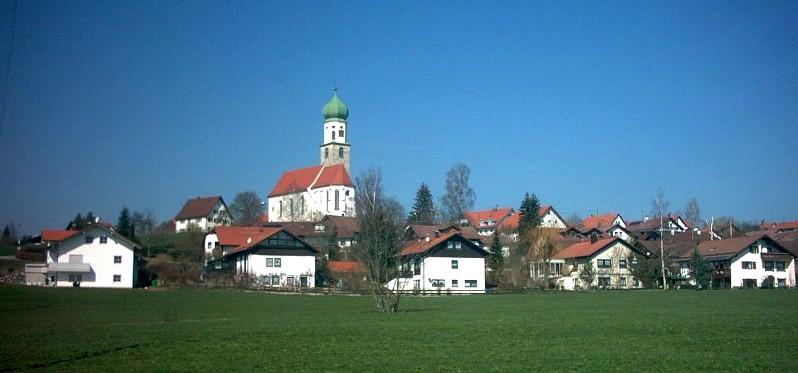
left=553, top=237, right=650, bottom=290
left=174, top=196, right=232, bottom=233
left=40, top=225, right=139, bottom=288
left=389, top=232, right=489, bottom=294
left=208, top=227, right=318, bottom=288
left=676, top=234, right=795, bottom=289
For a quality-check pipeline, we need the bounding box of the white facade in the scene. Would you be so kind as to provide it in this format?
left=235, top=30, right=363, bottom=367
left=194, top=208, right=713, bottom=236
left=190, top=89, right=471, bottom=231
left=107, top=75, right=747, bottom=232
left=267, top=185, right=355, bottom=222
left=540, top=209, right=567, bottom=228
left=233, top=253, right=316, bottom=288
left=607, top=226, right=632, bottom=242
left=391, top=234, right=488, bottom=294
left=680, top=238, right=796, bottom=288
left=45, top=226, right=137, bottom=288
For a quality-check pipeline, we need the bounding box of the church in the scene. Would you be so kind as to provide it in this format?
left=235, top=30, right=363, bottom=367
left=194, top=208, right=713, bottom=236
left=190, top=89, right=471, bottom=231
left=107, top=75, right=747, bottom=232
left=266, top=91, right=356, bottom=222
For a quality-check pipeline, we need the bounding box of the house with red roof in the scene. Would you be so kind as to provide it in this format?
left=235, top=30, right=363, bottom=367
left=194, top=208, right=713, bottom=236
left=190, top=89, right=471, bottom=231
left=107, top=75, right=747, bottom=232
left=266, top=92, right=356, bottom=222
left=464, top=205, right=567, bottom=238
left=553, top=237, right=650, bottom=290
left=174, top=196, right=232, bottom=233
left=387, top=231, right=490, bottom=293
left=675, top=234, right=795, bottom=289
left=36, top=224, right=140, bottom=288
left=207, top=226, right=318, bottom=288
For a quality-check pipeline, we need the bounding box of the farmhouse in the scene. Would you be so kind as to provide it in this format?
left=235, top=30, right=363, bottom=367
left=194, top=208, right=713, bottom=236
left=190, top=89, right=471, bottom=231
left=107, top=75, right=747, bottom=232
left=676, top=234, right=796, bottom=289
left=390, top=231, right=489, bottom=293
left=39, top=224, right=140, bottom=288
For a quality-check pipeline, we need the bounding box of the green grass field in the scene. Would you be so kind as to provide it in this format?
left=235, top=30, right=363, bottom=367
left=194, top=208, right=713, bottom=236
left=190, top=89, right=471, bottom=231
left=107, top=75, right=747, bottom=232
left=1, top=286, right=796, bottom=372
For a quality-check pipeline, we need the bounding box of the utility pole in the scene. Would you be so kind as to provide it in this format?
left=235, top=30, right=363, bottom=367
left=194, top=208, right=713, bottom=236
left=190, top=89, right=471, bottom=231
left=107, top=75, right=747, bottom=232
left=660, top=214, right=667, bottom=290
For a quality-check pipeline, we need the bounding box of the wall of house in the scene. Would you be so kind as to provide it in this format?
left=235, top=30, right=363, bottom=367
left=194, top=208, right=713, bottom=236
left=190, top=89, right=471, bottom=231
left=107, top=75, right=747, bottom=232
left=204, top=233, right=219, bottom=258
left=236, top=253, right=315, bottom=288
left=175, top=201, right=231, bottom=233
left=47, top=227, right=135, bottom=288
left=415, top=256, right=485, bottom=293
left=541, top=210, right=567, bottom=228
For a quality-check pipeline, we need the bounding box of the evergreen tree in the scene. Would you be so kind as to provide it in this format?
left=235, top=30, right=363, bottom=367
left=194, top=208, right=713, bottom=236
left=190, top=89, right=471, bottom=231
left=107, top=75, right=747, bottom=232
left=689, top=248, right=711, bottom=289
left=488, top=233, right=504, bottom=280
left=518, top=192, right=541, bottom=235
left=408, top=183, right=435, bottom=225
left=72, top=213, right=85, bottom=230
left=116, top=207, right=135, bottom=241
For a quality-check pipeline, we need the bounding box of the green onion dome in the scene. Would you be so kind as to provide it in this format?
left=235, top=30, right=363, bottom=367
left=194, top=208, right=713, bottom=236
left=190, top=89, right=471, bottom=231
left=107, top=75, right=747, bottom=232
left=322, top=91, right=349, bottom=122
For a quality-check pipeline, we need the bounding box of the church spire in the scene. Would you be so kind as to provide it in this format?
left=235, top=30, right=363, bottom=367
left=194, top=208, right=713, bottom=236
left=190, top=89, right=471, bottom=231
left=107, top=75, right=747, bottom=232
left=320, top=90, right=350, bottom=174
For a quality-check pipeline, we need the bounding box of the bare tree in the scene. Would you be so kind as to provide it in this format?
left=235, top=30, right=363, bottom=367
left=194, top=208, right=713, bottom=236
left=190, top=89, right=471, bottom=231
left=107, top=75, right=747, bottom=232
left=131, top=209, right=156, bottom=235
left=440, top=163, right=476, bottom=224
left=351, top=168, right=405, bottom=313
left=565, top=213, right=582, bottom=227
left=682, top=197, right=700, bottom=238
left=649, top=188, right=670, bottom=218
left=523, top=228, right=557, bottom=289
left=230, top=191, right=265, bottom=225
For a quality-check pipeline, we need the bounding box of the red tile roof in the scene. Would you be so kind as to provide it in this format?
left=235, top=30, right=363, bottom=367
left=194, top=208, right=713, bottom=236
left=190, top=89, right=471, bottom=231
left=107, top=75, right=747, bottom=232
left=323, top=215, right=360, bottom=238
left=175, top=196, right=224, bottom=220
left=553, top=237, right=620, bottom=259
left=269, top=164, right=353, bottom=197
left=581, top=213, right=620, bottom=230
left=772, top=220, right=798, bottom=231
left=463, top=208, right=513, bottom=229
left=41, top=230, right=80, bottom=242
left=214, top=226, right=282, bottom=247
left=401, top=231, right=458, bottom=256
left=327, top=260, right=365, bottom=273
left=498, top=212, right=519, bottom=230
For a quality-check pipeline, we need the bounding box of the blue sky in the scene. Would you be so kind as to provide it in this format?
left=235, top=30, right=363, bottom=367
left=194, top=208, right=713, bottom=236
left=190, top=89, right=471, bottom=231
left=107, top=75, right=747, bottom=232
left=1, top=1, right=796, bottom=236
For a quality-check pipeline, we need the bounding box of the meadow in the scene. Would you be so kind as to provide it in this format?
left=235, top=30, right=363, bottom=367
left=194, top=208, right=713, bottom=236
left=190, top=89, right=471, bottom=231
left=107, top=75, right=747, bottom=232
left=1, top=286, right=796, bottom=372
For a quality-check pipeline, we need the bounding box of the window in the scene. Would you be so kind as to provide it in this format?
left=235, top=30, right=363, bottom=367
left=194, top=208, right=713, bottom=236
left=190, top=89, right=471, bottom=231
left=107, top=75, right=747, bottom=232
left=598, top=277, right=611, bottom=287
left=778, top=279, right=786, bottom=287
left=261, top=276, right=271, bottom=285
left=447, top=241, right=462, bottom=250
left=749, top=246, right=759, bottom=254
left=633, top=278, right=640, bottom=287
left=451, top=260, right=459, bottom=269
left=742, top=261, right=756, bottom=270
left=338, top=147, right=344, bottom=158
left=207, top=242, right=212, bottom=249
left=325, top=148, right=329, bottom=159
left=266, top=258, right=274, bottom=267
left=339, top=129, right=344, bottom=138
left=619, top=259, right=627, bottom=269
left=597, top=259, right=611, bottom=268
left=85, top=236, right=94, bottom=244
left=279, top=200, right=283, bottom=217
left=300, top=197, right=305, bottom=214
left=619, top=277, right=627, bottom=287
left=631, top=258, right=638, bottom=268
left=113, top=275, right=121, bottom=282
left=776, top=262, right=786, bottom=271
left=271, top=275, right=280, bottom=286
left=100, top=236, right=108, bottom=244
left=315, top=224, right=325, bottom=232
left=287, top=276, right=294, bottom=286
left=431, top=279, right=445, bottom=288
left=332, top=131, right=336, bottom=140
left=465, top=280, right=477, bottom=288
left=451, top=280, right=459, bottom=287
left=334, top=190, right=340, bottom=210
left=114, top=255, right=122, bottom=264
left=274, top=258, right=281, bottom=268
left=764, top=261, right=775, bottom=271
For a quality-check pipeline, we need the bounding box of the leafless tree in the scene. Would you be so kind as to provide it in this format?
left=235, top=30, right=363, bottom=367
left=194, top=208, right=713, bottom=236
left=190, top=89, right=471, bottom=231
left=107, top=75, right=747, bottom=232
left=440, top=163, right=476, bottom=224
left=351, top=168, right=405, bottom=313
left=230, top=191, right=265, bottom=225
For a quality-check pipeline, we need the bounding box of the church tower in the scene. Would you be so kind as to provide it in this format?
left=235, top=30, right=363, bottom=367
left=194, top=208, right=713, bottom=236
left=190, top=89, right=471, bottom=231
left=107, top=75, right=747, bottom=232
left=320, top=90, right=350, bottom=174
